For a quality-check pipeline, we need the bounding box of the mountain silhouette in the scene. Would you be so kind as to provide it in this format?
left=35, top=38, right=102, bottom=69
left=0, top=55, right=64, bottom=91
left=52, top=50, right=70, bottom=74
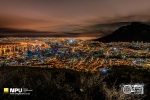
left=0, top=28, right=83, bottom=37
left=0, top=28, right=56, bottom=37
left=0, top=28, right=48, bottom=33
left=95, top=22, right=150, bottom=42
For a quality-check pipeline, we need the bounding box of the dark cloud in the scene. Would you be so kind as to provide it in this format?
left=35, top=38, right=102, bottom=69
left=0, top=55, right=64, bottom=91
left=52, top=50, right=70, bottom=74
left=1, top=0, right=150, bottom=37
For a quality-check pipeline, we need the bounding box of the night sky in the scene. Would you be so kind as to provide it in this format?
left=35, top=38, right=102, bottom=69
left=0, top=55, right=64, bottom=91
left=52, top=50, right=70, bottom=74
left=1, top=0, right=150, bottom=37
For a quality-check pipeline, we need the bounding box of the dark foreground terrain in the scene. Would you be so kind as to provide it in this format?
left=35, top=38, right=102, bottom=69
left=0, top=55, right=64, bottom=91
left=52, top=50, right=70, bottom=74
left=0, top=66, right=150, bottom=100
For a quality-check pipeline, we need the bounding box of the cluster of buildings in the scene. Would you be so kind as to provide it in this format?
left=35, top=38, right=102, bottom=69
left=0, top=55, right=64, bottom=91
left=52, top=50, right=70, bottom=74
left=0, top=37, right=150, bottom=72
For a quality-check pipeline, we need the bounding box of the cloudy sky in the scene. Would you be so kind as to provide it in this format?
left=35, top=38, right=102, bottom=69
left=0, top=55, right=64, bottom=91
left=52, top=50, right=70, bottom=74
left=1, top=0, right=150, bottom=37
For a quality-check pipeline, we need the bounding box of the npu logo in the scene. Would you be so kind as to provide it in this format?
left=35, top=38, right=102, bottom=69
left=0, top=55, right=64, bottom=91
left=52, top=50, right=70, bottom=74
left=4, top=88, right=32, bottom=95
left=10, top=88, right=23, bottom=93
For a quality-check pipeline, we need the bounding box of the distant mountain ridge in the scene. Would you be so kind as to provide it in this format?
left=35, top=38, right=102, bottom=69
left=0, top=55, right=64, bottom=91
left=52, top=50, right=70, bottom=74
left=0, top=27, right=86, bottom=37
left=0, top=28, right=50, bottom=33
left=95, top=22, right=150, bottom=42
left=0, top=27, right=54, bottom=37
